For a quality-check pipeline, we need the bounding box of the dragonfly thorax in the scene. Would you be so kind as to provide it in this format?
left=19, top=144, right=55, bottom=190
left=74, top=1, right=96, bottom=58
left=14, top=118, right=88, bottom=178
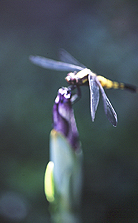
left=65, top=68, right=93, bottom=86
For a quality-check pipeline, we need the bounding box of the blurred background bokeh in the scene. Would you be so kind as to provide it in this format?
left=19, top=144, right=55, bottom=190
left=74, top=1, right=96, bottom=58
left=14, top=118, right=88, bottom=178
left=0, top=1, right=138, bottom=222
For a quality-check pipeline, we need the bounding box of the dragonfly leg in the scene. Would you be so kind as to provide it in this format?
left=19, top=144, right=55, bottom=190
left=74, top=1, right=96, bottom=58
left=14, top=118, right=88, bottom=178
left=68, top=85, right=81, bottom=104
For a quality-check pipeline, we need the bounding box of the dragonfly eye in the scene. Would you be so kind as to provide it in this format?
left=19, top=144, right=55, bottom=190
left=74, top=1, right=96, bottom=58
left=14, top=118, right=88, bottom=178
left=65, top=75, right=71, bottom=83
left=65, top=72, right=76, bottom=85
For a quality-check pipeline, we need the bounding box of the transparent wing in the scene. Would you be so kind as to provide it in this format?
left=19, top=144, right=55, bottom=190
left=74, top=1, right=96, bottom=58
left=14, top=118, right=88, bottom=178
left=96, top=78, right=118, bottom=127
left=59, top=49, right=86, bottom=68
left=29, top=55, right=84, bottom=71
left=88, top=74, right=100, bottom=122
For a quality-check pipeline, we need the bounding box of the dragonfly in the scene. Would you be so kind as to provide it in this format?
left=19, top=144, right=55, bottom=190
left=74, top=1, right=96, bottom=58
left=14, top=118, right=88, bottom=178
left=29, top=49, right=138, bottom=127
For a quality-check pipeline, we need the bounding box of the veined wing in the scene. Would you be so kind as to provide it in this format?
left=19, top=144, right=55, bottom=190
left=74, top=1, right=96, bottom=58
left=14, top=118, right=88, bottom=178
left=88, top=73, right=100, bottom=122
left=59, top=48, right=86, bottom=68
left=29, top=55, right=84, bottom=72
left=96, top=77, right=117, bottom=127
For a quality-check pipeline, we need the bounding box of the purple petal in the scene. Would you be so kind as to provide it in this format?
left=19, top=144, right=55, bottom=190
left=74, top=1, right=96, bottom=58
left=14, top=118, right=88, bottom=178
left=53, top=87, right=80, bottom=151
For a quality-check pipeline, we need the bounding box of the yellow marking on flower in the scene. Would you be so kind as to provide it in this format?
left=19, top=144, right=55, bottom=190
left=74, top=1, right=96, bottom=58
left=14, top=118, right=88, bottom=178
left=51, top=129, right=58, bottom=137
left=44, top=161, right=55, bottom=202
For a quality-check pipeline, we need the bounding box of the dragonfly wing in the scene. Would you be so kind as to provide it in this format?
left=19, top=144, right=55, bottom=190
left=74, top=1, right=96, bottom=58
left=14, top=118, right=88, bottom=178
left=88, top=74, right=100, bottom=122
left=96, top=78, right=117, bottom=127
left=29, top=55, right=83, bottom=71
left=59, top=49, right=86, bottom=68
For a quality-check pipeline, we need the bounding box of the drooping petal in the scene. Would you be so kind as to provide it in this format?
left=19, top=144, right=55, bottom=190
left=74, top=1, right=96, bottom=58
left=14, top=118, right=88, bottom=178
left=53, top=87, right=80, bottom=151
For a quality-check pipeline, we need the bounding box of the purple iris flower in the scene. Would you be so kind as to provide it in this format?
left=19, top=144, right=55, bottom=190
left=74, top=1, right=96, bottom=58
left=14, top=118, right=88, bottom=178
left=53, top=87, right=80, bottom=151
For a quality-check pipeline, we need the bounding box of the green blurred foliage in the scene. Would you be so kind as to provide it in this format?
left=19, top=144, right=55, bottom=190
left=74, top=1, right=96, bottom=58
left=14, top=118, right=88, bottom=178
left=0, top=0, right=138, bottom=222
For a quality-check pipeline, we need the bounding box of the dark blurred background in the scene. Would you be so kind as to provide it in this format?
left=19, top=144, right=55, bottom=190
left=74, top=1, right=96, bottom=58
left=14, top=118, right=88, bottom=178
left=0, top=1, right=138, bottom=222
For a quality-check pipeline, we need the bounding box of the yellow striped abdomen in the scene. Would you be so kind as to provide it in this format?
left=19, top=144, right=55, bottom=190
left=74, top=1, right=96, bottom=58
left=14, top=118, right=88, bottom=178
left=97, top=75, right=125, bottom=90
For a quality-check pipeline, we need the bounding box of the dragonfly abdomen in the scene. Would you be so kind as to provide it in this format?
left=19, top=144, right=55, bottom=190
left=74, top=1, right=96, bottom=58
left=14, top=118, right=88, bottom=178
left=123, top=83, right=138, bottom=93
left=97, top=75, right=138, bottom=92
left=97, top=75, right=120, bottom=89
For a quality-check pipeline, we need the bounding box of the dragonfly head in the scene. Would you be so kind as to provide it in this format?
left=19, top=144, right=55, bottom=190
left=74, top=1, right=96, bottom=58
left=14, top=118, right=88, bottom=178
left=65, top=72, right=77, bottom=85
